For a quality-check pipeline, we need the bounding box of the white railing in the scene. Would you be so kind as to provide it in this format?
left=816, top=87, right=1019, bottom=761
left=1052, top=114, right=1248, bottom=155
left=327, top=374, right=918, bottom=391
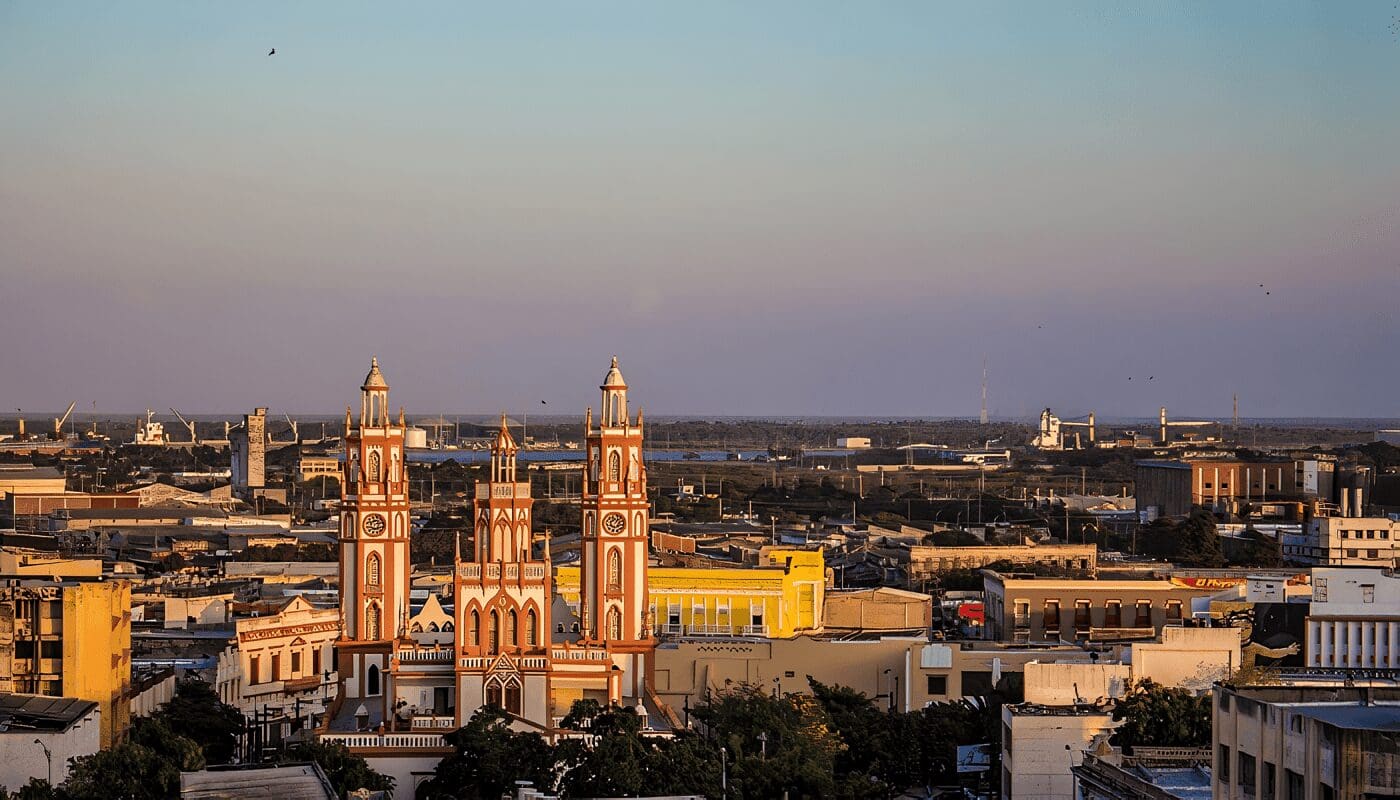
left=551, top=647, right=611, bottom=661
left=740, top=625, right=769, bottom=637
left=398, top=649, right=453, bottom=663
left=687, top=625, right=731, bottom=636
left=410, top=715, right=456, bottom=730
left=660, top=624, right=685, bottom=635
left=320, top=732, right=448, bottom=750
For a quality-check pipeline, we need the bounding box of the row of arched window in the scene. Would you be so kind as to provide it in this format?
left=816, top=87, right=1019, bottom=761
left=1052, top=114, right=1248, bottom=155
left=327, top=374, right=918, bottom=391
left=465, top=607, right=540, bottom=652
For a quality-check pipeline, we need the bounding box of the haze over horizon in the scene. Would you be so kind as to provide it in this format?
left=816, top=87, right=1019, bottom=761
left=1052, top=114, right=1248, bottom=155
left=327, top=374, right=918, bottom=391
left=3, top=3, right=1398, bottom=419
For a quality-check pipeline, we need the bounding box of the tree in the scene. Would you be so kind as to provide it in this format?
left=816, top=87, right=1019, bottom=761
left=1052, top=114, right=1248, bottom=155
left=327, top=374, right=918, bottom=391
left=60, top=741, right=184, bottom=800
left=1110, top=680, right=1211, bottom=753
left=152, top=679, right=244, bottom=765
left=279, top=741, right=393, bottom=797
left=556, top=703, right=652, bottom=798
left=417, top=707, right=553, bottom=799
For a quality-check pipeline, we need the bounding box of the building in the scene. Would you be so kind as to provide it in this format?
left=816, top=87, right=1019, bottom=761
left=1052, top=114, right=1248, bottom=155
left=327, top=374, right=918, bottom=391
left=0, top=694, right=101, bottom=789
left=0, top=466, right=66, bottom=502
left=1213, top=681, right=1400, bottom=800
left=298, top=456, right=342, bottom=482
left=179, top=763, right=338, bottom=800
left=231, top=407, right=267, bottom=499
left=1073, top=738, right=1213, bottom=800
left=214, top=596, right=339, bottom=718
left=1136, top=461, right=1193, bottom=520
left=1305, top=567, right=1400, bottom=670
left=981, top=571, right=1218, bottom=643
left=1284, top=516, right=1398, bottom=569
left=1002, top=702, right=1118, bottom=800
left=1182, top=458, right=1297, bottom=515
left=554, top=547, right=828, bottom=639
left=905, top=542, right=1097, bottom=579
left=837, top=437, right=871, bottom=449
left=0, top=579, right=132, bottom=747
left=320, top=358, right=661, bottom=798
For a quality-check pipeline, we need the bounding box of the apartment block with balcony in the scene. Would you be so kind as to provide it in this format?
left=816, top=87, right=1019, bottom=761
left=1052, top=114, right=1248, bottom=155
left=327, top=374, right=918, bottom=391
left=1305, top=567, right=1400, bottom=671
left=982, top=571, right=1218, bottom=643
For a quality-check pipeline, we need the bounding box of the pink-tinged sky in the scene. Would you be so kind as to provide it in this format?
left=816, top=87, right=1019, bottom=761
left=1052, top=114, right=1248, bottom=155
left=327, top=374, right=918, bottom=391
left=2, top=3, right=1398, bottom=418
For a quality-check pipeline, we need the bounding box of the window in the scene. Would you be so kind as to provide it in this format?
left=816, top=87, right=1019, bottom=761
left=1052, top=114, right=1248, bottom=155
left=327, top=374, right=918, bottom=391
left=249, top=655, right=260, bottom=685
left=1284, top=770, right=1303, bottom=800
left=39, top=640, right=61, bottom=659
left=488, top=611, right=500, bottom=654
left=1315, top=579, right=1328, bottom=602
left=506, top=609, right=517, bottom=646
left=1262, top=762, right=1276, bottom=800
left=1219, top=745, right=1231, bottom=783
left=469, top=610, right=480, bottom=646
left=366, top=553, right=381, bottom=587
left=607, top=550, right=622, bottom=592
left=272, top=653, right=282, bottom=681
left=1105, top=601, right=1121, bottom=627
left=1167, top=600, right=1183, bottom=622
left=607, top=607, right=622, bottom=640
left=291, top=650, right=302, bottom=675
left=1363, top=585, right=1376, bottom=603
left=608, top=451, right=621, bottom=482
left=366, top=664, right=380, bottom=696
left=365, top=603, right=381, bottom=640
left=1288, top=713, right=1303, bottom=734
left=313, top=647, right=321, bottom=676
left=368, top=450, right=381, bottom=482
left=504, top=681, right=522, bottom=715
left=1074, top=600, right=1091, bottom=630
left=927, top=675, right=948, bottom=695
left=526, top=609, right=538, bottom=646
left=1239, top=751, right=1256, bottom=796
left=1135, top=600, right=1152, bottom=628
left=1367, top=549, right=1379, bottom=559
left=1044, top=600, right=1060, bottom=628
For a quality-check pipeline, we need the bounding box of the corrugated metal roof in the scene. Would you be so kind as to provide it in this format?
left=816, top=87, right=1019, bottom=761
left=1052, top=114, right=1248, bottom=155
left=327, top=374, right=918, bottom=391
left=180, top=764, right=336, bottom=800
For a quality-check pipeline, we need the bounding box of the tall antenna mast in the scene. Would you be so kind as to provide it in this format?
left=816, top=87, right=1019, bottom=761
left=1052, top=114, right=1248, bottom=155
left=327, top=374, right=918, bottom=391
left=980, top=357, right=989, bottom=425
left=1232, top=393, right=1239, bottom=430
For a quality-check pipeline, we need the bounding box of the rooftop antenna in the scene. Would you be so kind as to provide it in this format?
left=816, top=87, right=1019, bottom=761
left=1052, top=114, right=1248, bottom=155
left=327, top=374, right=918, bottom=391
left=980, top=357, right=989, bottom=425
left=1233, top=393, right=1239, bottom=430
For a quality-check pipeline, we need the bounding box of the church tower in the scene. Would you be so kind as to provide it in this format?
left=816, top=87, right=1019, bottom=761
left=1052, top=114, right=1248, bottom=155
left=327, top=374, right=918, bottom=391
left=453, top=415, right=553, bottom=724
left=580, top=357, right=651, bottom=646
left=337, top=358, right=412, bottom=709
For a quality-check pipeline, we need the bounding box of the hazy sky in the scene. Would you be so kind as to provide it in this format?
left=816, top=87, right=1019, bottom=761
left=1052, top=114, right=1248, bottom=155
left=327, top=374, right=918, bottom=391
left=3, top=2, right=1398, bottom=419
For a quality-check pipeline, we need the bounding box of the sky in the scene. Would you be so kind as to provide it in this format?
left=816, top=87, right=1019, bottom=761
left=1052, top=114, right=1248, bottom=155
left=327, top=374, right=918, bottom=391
left=2, top=2, right=1398, bottom=419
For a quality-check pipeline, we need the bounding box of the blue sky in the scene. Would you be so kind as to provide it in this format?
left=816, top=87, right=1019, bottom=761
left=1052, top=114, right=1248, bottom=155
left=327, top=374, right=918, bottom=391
left=2, top=2, right=1398, bottom=417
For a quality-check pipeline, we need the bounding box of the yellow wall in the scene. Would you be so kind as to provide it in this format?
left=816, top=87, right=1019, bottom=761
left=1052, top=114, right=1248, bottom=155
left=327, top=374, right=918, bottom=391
left=61, top=581, right=132, bottom=747
left=554, top=548, right=827, bottom=638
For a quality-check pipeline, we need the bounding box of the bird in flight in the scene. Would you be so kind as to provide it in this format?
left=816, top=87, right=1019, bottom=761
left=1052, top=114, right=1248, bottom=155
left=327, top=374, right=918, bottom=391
left=268, top=48, right=276, bottom=56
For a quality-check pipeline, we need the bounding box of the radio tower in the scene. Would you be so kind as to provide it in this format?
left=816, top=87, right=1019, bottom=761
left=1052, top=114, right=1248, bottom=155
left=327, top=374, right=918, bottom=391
left=980, top=358, right=989, bottom=425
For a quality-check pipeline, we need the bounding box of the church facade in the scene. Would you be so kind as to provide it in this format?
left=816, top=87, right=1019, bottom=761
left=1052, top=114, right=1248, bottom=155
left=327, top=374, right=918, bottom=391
left=328, top=357, right=659, bottom=747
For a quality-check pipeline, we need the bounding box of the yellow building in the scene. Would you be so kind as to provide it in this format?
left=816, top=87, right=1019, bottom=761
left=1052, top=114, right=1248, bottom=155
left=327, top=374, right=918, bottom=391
left=555, top=547, right=828, bottom=638
left=0, top=579, right=132, bottom=747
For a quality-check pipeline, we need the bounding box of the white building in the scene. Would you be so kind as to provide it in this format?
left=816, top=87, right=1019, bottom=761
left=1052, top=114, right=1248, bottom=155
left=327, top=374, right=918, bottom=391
left=215, top=596, right=340, bottom=719
left=1284, top=516, right=1398, bottom=569
left=0, top=694, right=101, bottom=789
left=1306, top=567, right=1400, bottom=670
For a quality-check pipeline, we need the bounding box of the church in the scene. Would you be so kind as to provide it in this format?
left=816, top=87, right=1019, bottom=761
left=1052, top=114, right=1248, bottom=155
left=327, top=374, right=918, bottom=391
left=331, top=356, right=660, bottom=740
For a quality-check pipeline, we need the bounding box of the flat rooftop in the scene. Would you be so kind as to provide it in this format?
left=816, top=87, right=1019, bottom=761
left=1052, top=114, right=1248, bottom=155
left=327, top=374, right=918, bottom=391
left=0, top=693, right=98, bottom=733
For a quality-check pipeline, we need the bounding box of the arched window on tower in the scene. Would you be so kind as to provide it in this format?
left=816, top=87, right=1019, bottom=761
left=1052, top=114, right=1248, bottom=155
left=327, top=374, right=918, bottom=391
left=468, top=610, right=480, bottom=646
left=506, top=609, right=518, bottom=646
left=368, top=450, right=381, bottom=483
left=365, top=603, right=382, bottom=641
left=526, top=609, right=538, bottom=646
left=367, top=664, right=381, bottom=696
left=488, top=611, right=500, bottom=654
left=607, top=550, right=622, bottom=593
left=366, top=553, right=381, bottom=587
left=608, top=451, right=621, bottom=482
left=606, top=607, right=622, bottom=640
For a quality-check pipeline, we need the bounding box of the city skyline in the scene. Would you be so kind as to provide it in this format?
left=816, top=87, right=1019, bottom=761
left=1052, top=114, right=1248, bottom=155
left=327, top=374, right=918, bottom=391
left=3, top=2, right=1398, bottom=417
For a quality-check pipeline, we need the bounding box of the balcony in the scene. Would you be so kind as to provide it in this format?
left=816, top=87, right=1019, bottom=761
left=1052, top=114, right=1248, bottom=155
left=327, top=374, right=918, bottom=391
left=659, top=624, right=684, bottom=636
left=398, top=649, right=454, bottom=664
left=740, top=625, right=769, bottom=637
left=320, top=731, right=449, bottom=750
left=409, top=715, right=456, bottom=730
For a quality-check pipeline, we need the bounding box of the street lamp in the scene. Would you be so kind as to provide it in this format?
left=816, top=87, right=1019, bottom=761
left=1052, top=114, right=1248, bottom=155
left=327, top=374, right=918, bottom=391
left=33, top=739, right=52, bottom=786
left=757, top=731, right=768, bottom=760
left=720, top=745, right=728, bottom=800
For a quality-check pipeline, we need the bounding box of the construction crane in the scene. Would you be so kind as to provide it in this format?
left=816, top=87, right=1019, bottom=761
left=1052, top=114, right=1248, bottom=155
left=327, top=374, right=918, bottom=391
left=169, top=408, right=198, bottom=444
left=50, top=401, right=77, bottom=440
left=284, top=413, right=300, bottom=444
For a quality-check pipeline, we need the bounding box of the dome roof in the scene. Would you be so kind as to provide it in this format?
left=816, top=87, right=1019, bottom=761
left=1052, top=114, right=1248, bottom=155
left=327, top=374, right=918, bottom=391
left=362, top=357, right=389, bottom=391
left=601, top=356, right=627, bottom=389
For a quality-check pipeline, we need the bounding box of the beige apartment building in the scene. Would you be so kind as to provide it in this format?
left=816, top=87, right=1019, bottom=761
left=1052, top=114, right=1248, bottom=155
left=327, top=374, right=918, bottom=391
left=215, top=596, right=339, bottom=719
left=905, top=543, right=1097, bottom=580
left=1213, top=682, right=1400, bottom=800
left=982, top=571, right=1220, bottom=643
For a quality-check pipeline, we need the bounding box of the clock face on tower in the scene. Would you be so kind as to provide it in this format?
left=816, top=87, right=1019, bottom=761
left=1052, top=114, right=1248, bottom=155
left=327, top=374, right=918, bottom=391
left=602, top=513, right=626, bottom=535
left=362, top=513, right=386, bottom=536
